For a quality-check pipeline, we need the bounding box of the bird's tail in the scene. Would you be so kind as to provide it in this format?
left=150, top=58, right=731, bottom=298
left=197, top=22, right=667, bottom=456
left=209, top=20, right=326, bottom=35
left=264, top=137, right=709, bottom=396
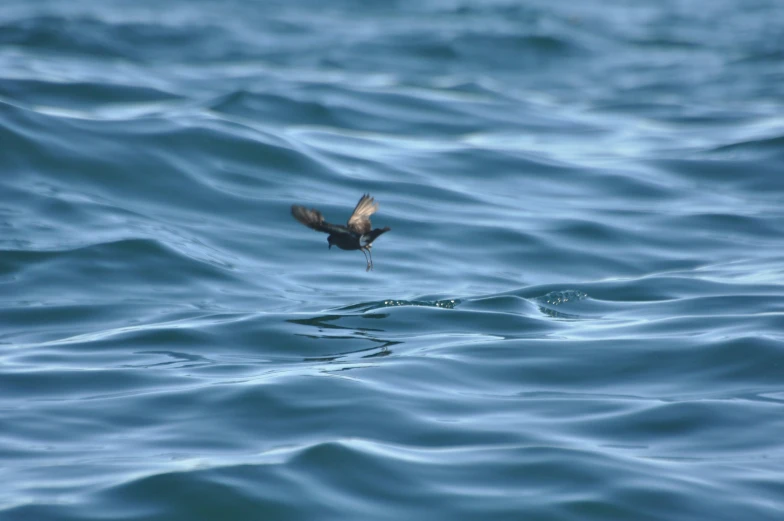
left=361, top=227, right=390, bottom=247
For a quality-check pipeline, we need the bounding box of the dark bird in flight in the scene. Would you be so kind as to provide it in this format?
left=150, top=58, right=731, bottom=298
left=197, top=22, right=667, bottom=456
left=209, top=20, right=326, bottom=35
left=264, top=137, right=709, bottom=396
left=291, top=194, right=391, bottom=271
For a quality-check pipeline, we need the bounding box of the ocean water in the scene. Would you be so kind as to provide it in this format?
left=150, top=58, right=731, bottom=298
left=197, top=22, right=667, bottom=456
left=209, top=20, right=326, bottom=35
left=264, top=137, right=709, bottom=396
left=1, top=0, right=784, bottom=519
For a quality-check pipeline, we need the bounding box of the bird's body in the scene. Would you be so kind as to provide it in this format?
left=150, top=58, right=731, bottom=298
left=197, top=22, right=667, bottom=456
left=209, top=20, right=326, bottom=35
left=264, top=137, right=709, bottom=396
left=291, top=194, right=390, bottom=271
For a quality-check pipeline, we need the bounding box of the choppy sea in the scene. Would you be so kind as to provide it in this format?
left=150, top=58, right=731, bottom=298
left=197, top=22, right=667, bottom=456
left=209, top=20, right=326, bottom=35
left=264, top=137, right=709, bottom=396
left=2, top=1, right=784, bottom=519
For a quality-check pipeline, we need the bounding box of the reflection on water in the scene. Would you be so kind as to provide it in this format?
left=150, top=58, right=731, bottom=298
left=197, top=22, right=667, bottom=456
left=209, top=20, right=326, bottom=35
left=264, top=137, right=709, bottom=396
left=289, top=314, right=399, bottom=361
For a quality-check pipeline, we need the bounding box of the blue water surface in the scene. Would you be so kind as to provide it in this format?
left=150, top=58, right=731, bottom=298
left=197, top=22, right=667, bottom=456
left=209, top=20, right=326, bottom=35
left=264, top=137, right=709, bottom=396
left=1, top=0, right=784, bottom=519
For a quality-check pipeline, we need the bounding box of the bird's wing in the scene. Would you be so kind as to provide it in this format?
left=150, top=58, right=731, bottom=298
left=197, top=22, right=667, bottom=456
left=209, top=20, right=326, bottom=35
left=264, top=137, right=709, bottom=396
left=347, top=194, right=378, bottom=235
left=291, top=205, right=347, bottom=234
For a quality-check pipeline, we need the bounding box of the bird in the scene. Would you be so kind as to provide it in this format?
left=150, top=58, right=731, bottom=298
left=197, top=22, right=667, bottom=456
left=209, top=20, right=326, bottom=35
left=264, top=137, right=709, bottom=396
left=291, top=194, right=391, bottom=271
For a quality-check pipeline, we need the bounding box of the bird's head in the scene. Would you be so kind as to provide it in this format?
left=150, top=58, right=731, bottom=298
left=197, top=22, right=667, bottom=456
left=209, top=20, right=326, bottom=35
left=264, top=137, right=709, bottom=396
left=327, top=236, right=333, bottom=249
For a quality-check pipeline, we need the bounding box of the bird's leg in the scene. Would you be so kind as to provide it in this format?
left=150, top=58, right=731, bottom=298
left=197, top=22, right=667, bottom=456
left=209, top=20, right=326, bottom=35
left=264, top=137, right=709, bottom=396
left=366, top=247, right=374, bottom=271
left=360, top=248, right=371, bottom=271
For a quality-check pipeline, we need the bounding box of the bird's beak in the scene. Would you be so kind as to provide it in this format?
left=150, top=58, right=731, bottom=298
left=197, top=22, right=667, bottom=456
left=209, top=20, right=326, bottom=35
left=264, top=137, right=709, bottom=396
left=328, top=244, right=332, bottom=249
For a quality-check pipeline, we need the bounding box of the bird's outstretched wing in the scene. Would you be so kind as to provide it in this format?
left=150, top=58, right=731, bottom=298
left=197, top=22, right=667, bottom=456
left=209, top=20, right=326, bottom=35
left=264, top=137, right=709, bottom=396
left=347, top=194, right=379, bottom=235
left=291, top=205, right=347, bottom=234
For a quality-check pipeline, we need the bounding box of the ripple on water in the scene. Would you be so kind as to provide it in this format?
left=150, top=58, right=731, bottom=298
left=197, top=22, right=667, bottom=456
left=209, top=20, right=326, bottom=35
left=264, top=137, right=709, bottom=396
left=2, top=0, right=784, bottom=519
